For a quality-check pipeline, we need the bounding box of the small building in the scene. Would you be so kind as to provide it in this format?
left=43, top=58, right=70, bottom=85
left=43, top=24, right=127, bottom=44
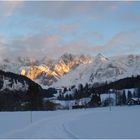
left=128, top=98, right=140, bottom=105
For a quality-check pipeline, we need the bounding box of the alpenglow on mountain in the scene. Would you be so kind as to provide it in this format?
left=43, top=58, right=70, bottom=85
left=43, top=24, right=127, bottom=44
left=0, top=53, right=140, bottom=88
left=0, top=54, right=92, bottom=86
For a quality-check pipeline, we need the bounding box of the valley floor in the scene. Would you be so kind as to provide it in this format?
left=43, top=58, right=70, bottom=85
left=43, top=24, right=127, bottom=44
left=0, top=106, right=140, bottom=139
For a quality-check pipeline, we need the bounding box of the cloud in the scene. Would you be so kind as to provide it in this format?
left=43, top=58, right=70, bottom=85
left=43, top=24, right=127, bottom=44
left=45, top=41, right=102, bottom=58
left=16, top=1, right=123, bottom=20
left=85, top=32, right=104, bottom=40
left=0, top=31, right=103, bottom=60
left=0, top=37, right=10, bottom=60
left=97, top=31, right=140, bottom=56
left=0, top=1, right=23, bottom=17
left=0, top=30, right=139, bottom=60
left=122, top=13, right=140, bottom=23
left=7, top=33, right=61, bottom=59
left=105, top=32, right=133, bottom=48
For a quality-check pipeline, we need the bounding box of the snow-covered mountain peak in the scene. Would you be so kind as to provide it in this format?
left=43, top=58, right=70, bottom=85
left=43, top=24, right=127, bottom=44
left=16, top=53, right=93, bottom=86
left=94, top=53, right=109, bottom=63
left=53, top=53, right=140, bottom=88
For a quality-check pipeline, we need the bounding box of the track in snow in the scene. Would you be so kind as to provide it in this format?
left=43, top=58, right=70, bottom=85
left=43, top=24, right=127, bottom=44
left=0, top=106, right=140, bottom=139
left=0, top=109, right=88, bottom=139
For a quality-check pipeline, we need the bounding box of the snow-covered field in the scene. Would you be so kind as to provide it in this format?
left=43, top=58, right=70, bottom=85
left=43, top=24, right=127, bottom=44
left=0, top=106, right=140, bottom=139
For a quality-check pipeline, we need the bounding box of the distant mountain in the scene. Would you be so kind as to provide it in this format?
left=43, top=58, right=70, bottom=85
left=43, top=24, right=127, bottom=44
left=1, top=53, right=140, bottom=89
left=0, top=53, right=92, bottom=87
left=53, top=54, right=140, bottom=88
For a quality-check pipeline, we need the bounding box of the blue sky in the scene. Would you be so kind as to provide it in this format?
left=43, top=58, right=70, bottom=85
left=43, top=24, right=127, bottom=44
left=0, top=1, right=140, bottom=59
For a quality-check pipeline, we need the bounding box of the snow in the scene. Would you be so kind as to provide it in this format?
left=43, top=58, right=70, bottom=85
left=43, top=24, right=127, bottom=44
left=53, top=63, right=93, bottom=88
left=51, top=97, right=91, bottom=108
left=119, top=88, right=136, bottom=97
left=101, top=93, right=116, bottom=101
left=124, top=88, right=135, bottom=94
left=66, top=106, right=140, bottom=139
left=0, top=106, right=140, bottom=138
left=53, top=54, right=140, bottom=88
left=1, top=54, right=140, bottom=88
left=1, top=78, right=28, bottom=92
left=100, top=93, right=116, bottom=105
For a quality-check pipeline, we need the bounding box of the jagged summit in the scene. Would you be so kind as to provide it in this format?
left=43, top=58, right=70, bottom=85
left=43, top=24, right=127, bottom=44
left=53, top=53, right=140, bottom=88
left=17, top=53, right=92, bottom=86
left=94, top=53, right=109, bottom=63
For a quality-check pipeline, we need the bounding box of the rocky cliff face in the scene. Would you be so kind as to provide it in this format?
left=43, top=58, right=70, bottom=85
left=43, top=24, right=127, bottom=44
left=0, top=54, right=91, bottom=86
left=19, top=53, right=92, bottom=86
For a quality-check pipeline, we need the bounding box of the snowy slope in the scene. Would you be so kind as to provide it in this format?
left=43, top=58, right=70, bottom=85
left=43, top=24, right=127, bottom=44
left=0, top=106, right=140, bottom=139
left=53, top=54, right=140, bottom=88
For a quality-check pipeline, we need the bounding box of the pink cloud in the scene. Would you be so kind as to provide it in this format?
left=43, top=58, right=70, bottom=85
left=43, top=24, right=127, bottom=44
left=0, top=31, right=138, bottom=60
left=105, top=32, right=133, bottom=48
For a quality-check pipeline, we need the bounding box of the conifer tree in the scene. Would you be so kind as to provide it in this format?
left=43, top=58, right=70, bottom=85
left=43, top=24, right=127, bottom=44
left=127, top=90, right=132, bottom=103
left=122, top=90, right=126, bottom=105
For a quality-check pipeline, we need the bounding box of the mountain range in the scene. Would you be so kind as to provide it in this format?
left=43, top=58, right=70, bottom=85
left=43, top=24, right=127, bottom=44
left=0, top=53, right=140, bottom=88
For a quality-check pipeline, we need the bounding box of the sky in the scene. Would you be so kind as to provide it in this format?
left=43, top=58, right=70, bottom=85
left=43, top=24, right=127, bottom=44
left=0, top=1, right=140, bottom=59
